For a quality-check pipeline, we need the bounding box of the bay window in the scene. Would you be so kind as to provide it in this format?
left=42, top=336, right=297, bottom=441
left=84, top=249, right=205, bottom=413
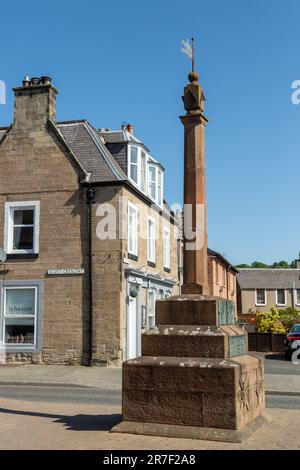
left=5, top=201, right=40, bottom=254
left=128, top=145, right=164, bottom=207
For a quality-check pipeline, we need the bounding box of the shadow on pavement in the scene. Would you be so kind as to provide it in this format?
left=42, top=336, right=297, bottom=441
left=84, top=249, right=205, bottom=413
left=0, top=407, right=122, bottom=431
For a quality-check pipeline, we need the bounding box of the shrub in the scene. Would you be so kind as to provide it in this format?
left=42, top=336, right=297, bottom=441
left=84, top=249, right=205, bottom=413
left=278, top=307, right=300, bottom=331
left=255, top=310, right=285, bottom=334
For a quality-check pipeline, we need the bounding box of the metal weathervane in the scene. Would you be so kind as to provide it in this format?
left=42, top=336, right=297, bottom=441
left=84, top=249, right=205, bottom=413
left=181, top=37, right=195, bottom=72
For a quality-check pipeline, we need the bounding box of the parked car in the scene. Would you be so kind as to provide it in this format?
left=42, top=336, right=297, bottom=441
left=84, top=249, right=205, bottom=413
left=284, top=324, right=300, bottom=360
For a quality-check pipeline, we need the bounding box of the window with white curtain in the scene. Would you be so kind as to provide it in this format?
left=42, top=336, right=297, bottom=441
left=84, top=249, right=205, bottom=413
left=128, top=202, right=138, bottom=256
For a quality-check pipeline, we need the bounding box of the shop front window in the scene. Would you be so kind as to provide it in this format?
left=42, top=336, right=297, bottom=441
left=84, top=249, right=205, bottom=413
left=1, top=282, right=42, bottom=351
left=4, top=288, right=36, bottom=345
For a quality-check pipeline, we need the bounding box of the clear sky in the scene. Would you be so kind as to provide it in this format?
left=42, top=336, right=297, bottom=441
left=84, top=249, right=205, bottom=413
left=0, top=0, right=299, bottom=265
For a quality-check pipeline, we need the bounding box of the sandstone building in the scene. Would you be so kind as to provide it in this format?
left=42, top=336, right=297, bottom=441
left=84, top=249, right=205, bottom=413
left=0, top=77, right=180, bottom=365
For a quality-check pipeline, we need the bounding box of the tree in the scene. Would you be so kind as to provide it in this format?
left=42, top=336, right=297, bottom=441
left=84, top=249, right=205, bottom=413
left=251, top=261, right=269, bottom=268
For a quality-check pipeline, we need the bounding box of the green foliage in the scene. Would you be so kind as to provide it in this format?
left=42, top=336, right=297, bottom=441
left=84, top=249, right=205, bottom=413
left=235, top=260, right=295, bottom=269
left=271, top=261, right=290, bottom=269
left=256, top=309, right=285, bottom=334
left=251, top=261, right=269, bottom=268
left=255, top=307, right=300, bottom=333
left=277, top=307, right=300, bottom=331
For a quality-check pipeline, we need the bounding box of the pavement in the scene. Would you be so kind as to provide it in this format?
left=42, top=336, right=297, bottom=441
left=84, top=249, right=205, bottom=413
left=0, top=352, right=299, bottom=449
left=0, top=353, right=299, bottom=395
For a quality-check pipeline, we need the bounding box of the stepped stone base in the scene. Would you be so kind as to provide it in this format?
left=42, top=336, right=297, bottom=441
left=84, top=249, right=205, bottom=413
left=112, top=415, right=269, bottom=444
left=115, top=295, right=265, bottom=442
left=121, top=355, right=264, bottom=431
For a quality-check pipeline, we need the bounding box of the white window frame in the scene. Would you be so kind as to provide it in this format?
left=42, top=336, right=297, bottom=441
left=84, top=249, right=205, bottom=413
left=157, top=169, right=163, bottom=207
left=276, top=288, right=286, bottom=307
left=147, top=289, right=156, bottom=330
left=4, top=201, right=40, bottom=255
left=148, top=164, right=164, bottom=207
left=128, top=145, right=139, bottom=186
left=128, top=201, right=138, bottom=257
left=148, top=164, right=157, bottom=202
left=140, top=150, right=147, bottom=193
left=255, top=288, right=267, bottom=307
left=295, top=288, right=300, bottom=307
left=0, top=280, right=43, bottom=353
left=147, top=216, right=156, bottom=264
left=163, top=226, right=171, bottom=270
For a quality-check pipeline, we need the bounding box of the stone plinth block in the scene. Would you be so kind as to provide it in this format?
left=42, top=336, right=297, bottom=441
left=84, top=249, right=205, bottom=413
left=121, top=355, right=265, bottom=431
left=142, top=325, right=247, bottom=358
left=155, top=295, right=235, bottom=327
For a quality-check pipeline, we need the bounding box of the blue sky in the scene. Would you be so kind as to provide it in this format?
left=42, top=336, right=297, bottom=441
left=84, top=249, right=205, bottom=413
left=0, top=0, right=299, bottom=265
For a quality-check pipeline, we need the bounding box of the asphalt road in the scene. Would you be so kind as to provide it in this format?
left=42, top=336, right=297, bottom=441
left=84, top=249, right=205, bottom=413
left=250, top=352, right=300, bottom=375
left=0, top=384, right=299, bottom=411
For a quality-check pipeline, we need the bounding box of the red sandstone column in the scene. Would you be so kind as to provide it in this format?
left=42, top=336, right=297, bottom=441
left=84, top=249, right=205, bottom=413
left=180, top=72, right=209, bottom=295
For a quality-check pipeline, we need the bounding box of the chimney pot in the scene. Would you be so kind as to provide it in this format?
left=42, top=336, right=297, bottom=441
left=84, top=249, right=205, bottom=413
left=30, top=77, right=41, bottom=86
left=126, top=123, right=134, bottom=134
left=22, top=76, right=30, bottom=87
left=41, top=76, right=52, bottom=85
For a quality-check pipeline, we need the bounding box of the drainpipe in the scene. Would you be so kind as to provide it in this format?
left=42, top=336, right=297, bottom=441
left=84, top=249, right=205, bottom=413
left=87, top=186, right=95, bottom=366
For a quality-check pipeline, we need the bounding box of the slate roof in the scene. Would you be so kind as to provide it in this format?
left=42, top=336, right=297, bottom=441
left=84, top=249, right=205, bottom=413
left=208, top=248, right=239, bottom=273
left=99, top=129, right=142, bottom=145
left=237, top=269, right=300, bottom=289
left=57, top=121, right=127, bottom=183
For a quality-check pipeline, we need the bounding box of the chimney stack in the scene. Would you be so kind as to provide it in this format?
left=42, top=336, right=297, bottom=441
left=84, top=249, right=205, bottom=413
left=13, top=75, right=58, bottom=129
left=126, top=123, right=134, bottom=134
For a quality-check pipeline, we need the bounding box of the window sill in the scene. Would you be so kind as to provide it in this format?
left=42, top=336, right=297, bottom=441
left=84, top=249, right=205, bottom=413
left=148, top=261, right=156, bottom=268
left=164, top=267, right=171, bottom=273
left=255, top=304, right=266, bottom=307
left=3, top=346, right=39, bottom=353
left=6, top=253, right=39, bottom=261
left=128, top=253, right=138, bottom=262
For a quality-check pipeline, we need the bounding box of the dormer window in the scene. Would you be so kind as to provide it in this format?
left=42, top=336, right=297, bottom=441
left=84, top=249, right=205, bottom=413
left=128, top=144, right=164, bottom=207
left=148, top=164, right=163, bottom=207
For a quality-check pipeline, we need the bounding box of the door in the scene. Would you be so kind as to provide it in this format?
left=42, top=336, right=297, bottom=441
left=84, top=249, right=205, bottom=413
left=127, top=294, right=140, bottom=360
